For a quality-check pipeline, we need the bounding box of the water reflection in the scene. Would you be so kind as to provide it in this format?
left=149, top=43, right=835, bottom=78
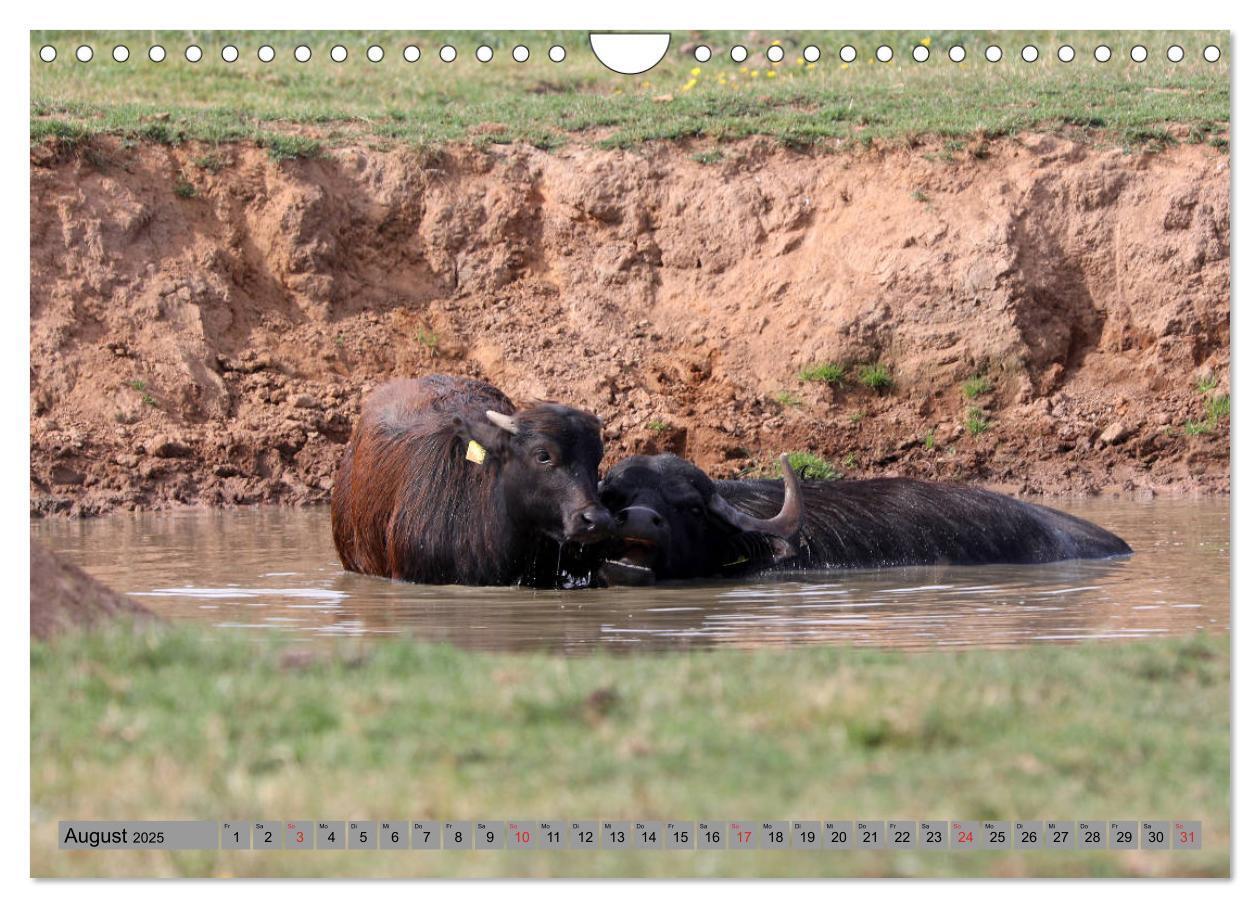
left=32, top=499, right=1229, bottom=654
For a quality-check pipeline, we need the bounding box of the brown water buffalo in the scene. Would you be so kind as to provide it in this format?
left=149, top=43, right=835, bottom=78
left=332, top=375, right=614, bottom=586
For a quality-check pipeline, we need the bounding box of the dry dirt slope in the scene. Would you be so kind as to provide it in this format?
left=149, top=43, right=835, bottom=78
left=30, top=134, right=1229, bottom=516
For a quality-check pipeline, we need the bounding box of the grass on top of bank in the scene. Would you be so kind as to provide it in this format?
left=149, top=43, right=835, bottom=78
left=31, top=30, right=1229, bottom=151
left=31, top=624, right=1229, bottom=877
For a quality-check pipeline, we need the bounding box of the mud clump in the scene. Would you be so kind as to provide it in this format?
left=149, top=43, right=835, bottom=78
left=30, top=135, right=1229, bottom=516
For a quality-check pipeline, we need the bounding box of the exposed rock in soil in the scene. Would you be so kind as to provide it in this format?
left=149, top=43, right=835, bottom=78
left=30, top=541, right=156, bottom=638
left=29, top=134, right=1229, bottom=516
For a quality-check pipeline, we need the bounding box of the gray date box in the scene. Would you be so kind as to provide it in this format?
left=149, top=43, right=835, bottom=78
left=1173, top=821, right=1202, bottom=850
left=791, top=821, right=821, bottom=849
left=666, top=821, right=694, bottom=850
left=856, top=820, right=884, bottom=849
left=823, top=821, right=854, bottom=849
left=317, top=821, right=345, bottom=849
left=602, top=821, right=632, bottom=849
left=569, top=821, right=598, bottom=850
left=348, top=821, right=375, bottom=850
left=444, top=821, right=473, bottom=850
left=1045, top=821, right=1074, bottom=849
left=252, top=822, right=282, bottom=851
left=476, top=821, right=505, bottom=850
left=887, top=820, right=915, bottom=850
left=411, top=822, right=440, bottom=850
left=1078, top=821, right=1106, bottom=850
left=379, top=821, right=407, bottom=850
left=221, top=822, right=249, bottom=850
left=1142, top=821, right=1170, bottom=850
left=697, top=821, right=727, bottom=850
left=507, top=821, right=537, bottom=850
left=919, top=821, right=947, bottom=851
left=1014, top=821, right=1043, bottom=850
left=285, top=821, right=313, bottom=850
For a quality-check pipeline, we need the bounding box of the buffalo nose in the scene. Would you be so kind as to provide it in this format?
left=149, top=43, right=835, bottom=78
left=580, top=506, right=616, bottom=536
left=617, top=508, right=662, bottom=527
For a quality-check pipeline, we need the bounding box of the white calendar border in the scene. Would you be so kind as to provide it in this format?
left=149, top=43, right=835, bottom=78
left=4, top=0, right=1250, bottom=903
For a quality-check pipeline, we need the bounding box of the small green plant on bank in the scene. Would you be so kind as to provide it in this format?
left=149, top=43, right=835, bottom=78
left=266, top=135, right=323, bottom=162
left=780, top=451, right=840, bottom=480
left=1195, top=372, right=1219, bottom=395
left=965, top=406, right=990, bottom=436
left=962, top=374, right=992, bottom=399
left=923, top=429, right=936, bottom=450
left=128, top=379, right=147, bottom=391
left=691, top=149, right=723, bottom=165
left=174, top=180, right=196, bottom=199
left=855, top=363, right=893, bottom=391
left=911, top=189, right=929, bottom=203
left=849, top=410, right=865, bottom=424
left=842, top=453, right=857, bottom=469
left=1206, top=394, right=1230, bottom=424
left=416, top=327, right=439, bottom=349
left=797, top=362, right=845, bottom=385
left=773, top=391, right=803, bottom=408
left=141, top=393, right=158, bottom=408
left=647, top=419, right=672, bottom=433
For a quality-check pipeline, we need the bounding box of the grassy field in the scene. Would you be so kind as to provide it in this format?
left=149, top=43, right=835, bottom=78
left=31, top=30, right=1229, bottom=150
left=32, top=625, right=1229, bottom=877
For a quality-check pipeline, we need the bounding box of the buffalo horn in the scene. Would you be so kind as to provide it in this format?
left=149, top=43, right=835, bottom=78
left=707, top=453, right=804, bottom=541
left=485, top=410, right=519, bottom=435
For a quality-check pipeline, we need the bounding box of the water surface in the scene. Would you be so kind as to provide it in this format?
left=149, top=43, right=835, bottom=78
left=33, top=499, right=1229, bottom=654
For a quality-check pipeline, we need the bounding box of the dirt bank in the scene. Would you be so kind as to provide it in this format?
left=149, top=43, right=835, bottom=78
left=30, top=134, right=1229, bottom=516
left=30, top=541, right=155, bottom=637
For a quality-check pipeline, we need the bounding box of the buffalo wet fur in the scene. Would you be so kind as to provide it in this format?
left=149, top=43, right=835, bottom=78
left=332, top=375, right=614, bottom=586
left=595, top=454, right=1132, bottom=584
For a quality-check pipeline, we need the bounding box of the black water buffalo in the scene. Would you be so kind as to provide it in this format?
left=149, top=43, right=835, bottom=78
left=332, top=375, right=614, bottom=586
left=595, top=454, right=1131, bottom=585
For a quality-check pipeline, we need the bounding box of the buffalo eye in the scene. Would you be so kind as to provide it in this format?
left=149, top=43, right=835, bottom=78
left=534, top=449, right=553, bottom=466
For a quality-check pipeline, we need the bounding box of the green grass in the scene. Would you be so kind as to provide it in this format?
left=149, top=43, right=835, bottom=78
left=779, top=450, right=840, bottom=480
left=962, top=375, right=993, bottom=399
left=854, top=362, right=893, bottom=391
left=127, top=379, right=146, bottom=391
left=691, top=149, right=724, bottom=165
left=30, top=30, right=1229, bottom=150
left=266, top=134, right=323, bottom=161
left=772, top=391, right=803, bottom=408
left=797, top=362, right=845, bottom=385
left=1206, top=394, right=1230, bottom=424
left=173, top=179, right=196, bottom=198
left=31, top=625, right=1228, bottom=877
left=647, top=418, right=672, bottom=432
left=1195, top=372, right=1219, bottom=396
left=416, top=327, right=439, bottom=349
left=923, top=430, right=936, bottom=450
left=965, top=406, right=990, bottom=436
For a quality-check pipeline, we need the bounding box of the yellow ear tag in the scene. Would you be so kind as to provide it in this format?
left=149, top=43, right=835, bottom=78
left=465, top=439, right=487, bottom=465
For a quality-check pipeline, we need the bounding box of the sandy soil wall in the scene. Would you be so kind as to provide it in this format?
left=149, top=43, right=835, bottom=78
left=30, top=135, right=1229, bottom=516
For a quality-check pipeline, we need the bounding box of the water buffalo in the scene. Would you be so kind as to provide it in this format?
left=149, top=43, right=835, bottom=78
left=595, top=454, right=1131, bottom=585
left=332, top=375, right=615, bottom=586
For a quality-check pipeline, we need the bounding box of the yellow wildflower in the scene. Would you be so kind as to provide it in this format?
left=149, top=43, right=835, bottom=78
left=922, top=37, right=932, bottom=46
left=690, top=67, right=701, bottom=76
left=766, top=70, right=777, bottom=78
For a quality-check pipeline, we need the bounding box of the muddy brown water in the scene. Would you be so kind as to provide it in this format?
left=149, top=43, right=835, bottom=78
left=32, top=499, right=1228, bottom=654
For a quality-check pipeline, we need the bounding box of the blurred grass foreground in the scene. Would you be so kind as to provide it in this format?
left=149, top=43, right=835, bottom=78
left=32, top=626, right=1228, bottom=877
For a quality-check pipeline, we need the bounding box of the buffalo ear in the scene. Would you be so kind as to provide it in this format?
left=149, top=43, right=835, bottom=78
left=451, top=411, right=515, bottom=458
